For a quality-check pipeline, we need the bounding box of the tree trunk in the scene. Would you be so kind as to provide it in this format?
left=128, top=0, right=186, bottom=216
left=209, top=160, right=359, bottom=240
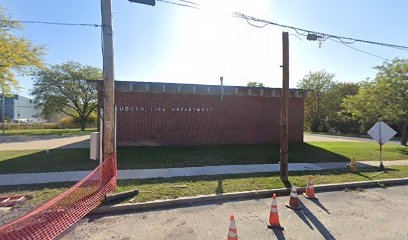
left=401, top=120, right=408, bottom=146
left=80, top=118, right=86, bottom=131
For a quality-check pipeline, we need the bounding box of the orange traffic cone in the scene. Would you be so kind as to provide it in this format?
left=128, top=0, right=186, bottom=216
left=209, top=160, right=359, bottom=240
left=267, top=193, right=284, bottom=230
left=286, top=185, right=302, bottom=210
left=227, top=214, right=238, bottom=240
left=303, top=175, right=317, bottom=199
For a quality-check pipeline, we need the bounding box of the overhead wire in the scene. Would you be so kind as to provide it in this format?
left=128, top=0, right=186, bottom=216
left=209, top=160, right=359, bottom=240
left=4, top=2, right=403, bottom=63
left=4, top=20, right=101, bottom=28
left=232, top=12, right=408, bottom=51
left=157, top=0, right=200, bottom=9
left=330, top=38, right=391, bottom=62
left=177, top=0, right=199, bottom=6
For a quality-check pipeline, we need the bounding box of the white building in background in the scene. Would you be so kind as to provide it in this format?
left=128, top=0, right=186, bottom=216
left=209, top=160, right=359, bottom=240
left=0, top=95, right=42, bottom=122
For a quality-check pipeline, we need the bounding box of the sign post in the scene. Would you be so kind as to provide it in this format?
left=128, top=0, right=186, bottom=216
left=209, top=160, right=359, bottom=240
left=367, top=120, right=397, bottom=173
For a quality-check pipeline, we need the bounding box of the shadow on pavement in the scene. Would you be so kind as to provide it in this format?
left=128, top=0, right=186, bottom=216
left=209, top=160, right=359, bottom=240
left=293, top=207, right=314, bottom=230
left=307, top=198, right=330, bottom=214
left=294, top=201, right=336, bottom=240
left=271, top=227, right=286, bottom=240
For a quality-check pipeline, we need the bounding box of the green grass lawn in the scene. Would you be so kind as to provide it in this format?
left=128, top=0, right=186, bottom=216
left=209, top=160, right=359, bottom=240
left=0, top=149, right=99, bottom=174
left=1, top=166, right=408, bottom=205
left=3, top=128, right=97, bottom=136
left=305, top=131, right=401, bottom=141
left=0, top=142, right=407, bottom=174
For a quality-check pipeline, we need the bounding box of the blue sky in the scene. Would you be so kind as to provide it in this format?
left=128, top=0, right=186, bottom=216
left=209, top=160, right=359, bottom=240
left=2, top=0, right=408, bottom=98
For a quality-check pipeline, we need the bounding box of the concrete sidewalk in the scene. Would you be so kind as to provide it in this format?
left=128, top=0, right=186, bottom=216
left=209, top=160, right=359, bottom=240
left=0, top=135, right=90, bottom=150
left=1, top=160, right=407, bottom=186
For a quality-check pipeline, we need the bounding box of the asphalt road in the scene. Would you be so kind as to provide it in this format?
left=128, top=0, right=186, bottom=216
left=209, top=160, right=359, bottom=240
left=61, top=185, right=408, bottom=240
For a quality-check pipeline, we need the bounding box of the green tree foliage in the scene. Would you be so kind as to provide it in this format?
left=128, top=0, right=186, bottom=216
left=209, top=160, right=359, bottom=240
left=343, top=58, right=408, bottom=145
left=0, top=6, right=44, bottom=94
left=247, top=81, right=265, bottom=87
left=297, top=70, right=335, bottom=132
left=326, top=82, right=360, bottom=133
left=32, top=61, right=102, bottom=131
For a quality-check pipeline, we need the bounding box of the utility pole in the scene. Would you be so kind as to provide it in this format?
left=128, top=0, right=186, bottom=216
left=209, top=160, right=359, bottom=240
left=101, top=0, right=115, bottom=160
left=2, top=78, right=5, bottom=136
left=220, top=76, right=224, bottom=102
left=280, top=32, right=289, bottom=182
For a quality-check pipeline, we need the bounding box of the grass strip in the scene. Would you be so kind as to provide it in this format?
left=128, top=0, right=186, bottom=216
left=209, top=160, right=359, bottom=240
left=2, top=165, right=408, bottom=206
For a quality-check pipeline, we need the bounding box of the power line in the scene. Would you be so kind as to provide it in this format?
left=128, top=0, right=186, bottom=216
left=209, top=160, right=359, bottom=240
left=178, top=0, right=199, bottom=6
left=330, top=38, right=391, bottom=62
left=232, top=12, right=408, bottom=51
left=5, top=20, right=102, bottom=28
left=157, top=0, right=200, bottom=9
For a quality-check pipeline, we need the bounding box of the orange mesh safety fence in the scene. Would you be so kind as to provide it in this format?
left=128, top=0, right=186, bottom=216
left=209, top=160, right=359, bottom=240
left=0, top=153, right=117, bottom=240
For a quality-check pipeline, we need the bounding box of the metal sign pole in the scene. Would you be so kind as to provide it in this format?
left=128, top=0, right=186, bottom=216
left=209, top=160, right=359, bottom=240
left=378, top=121, right=384, bottom=171
left=368, top=119, right=397, bottom=177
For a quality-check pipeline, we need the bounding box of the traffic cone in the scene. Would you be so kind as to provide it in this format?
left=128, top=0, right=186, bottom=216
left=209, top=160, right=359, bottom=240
left=303, top=175, right=317, bottom=199
left=267, top=193, right=284, bottom=230
left=227, top=214, right=238, bottom=240
left=286, top=185, right=302, bottom=210
left=349, top=157, right=357, bottom=173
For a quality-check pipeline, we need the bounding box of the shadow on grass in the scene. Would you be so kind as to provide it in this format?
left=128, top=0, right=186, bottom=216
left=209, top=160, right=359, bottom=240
left=394, top=145, right=408, bottom=155
left=215, top=179, right=224, bottom=194
left=116, top=143, right=352, bottom=169
left=0, top=149, right=97, bottom=174
left=4, top=142, right=406, bottom=174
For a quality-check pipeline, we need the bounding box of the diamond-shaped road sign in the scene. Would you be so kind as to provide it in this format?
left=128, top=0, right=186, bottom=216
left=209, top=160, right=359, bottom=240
left=368, top=121, right=397, bottom=145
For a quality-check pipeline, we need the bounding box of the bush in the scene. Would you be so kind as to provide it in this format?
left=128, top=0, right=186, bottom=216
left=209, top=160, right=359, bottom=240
left=5, top=122, right=58, bottom=130
left=56, top=115, right=97, bottom=129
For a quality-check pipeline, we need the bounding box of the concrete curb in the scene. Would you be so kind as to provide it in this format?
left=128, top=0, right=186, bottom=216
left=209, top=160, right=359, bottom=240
left=91, top=177, right=408, bottom=216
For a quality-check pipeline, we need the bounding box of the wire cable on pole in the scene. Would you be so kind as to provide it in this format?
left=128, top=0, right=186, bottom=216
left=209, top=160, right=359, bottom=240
left=157, top=0, right=200, bottom=9
left=232, top=12, right=408, bottom=51
left=5, top=20, right=102, bottom=28
left=330, top=38, right=391, bottom=62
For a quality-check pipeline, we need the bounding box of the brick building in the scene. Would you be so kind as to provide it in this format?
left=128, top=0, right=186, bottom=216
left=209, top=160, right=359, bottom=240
left=96, top=81, right=308, bottom=146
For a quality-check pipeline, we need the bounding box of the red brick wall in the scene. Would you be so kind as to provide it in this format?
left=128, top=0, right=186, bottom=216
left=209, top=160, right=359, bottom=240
left=114, top=92, right=304, bottom=146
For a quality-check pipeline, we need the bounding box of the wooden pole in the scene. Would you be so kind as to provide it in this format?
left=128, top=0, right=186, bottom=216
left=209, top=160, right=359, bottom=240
left=280, top=32, right=289, bottom=182
left=101, top=0, right=115, bottom=161
left=2, top=79, right=5, bottom=136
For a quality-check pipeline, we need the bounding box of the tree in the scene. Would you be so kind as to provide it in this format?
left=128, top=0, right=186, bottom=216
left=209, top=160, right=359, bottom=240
left=0, top=6, right=44, bottom=94
left=325, top=82, right=360, bottom=133
left=247, top=81, right=265, bottom=87
left=343, top=58, right=408, bottom=145
left=297, top=70, right=335, bottom=132
left=32, top=61, right=102, bottom=130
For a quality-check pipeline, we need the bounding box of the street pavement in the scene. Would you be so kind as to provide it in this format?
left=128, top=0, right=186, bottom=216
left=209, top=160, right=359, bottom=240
left=60, top=185, right=408, bottom=240
left=1, top=160, right=408, bottom=185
